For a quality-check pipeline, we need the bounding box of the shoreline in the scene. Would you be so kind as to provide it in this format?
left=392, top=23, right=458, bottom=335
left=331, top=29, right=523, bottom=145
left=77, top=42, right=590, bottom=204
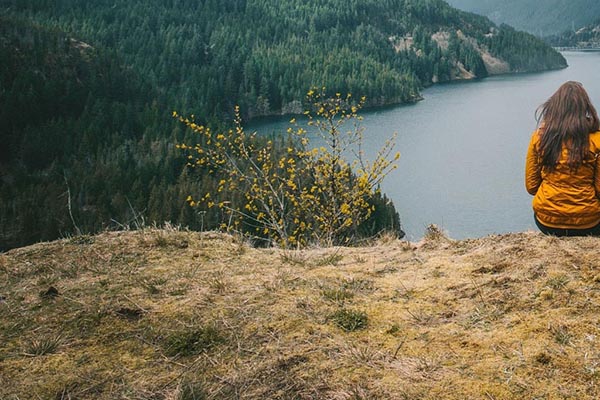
left=246, top=62, right=568, bottom=127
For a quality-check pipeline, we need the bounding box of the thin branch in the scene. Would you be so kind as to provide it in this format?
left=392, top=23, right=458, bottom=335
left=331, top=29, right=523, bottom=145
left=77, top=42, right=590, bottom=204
left=63, top=171, right=82, bottom=236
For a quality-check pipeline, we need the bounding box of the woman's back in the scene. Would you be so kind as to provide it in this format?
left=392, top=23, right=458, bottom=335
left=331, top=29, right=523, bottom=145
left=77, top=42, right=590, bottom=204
left=525, top=81, right=600, bottom=235
left=526, top=129, right=600, bottom=230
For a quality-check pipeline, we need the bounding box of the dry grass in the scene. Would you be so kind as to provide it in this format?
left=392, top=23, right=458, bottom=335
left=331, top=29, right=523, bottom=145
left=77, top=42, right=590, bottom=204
left=2, top=228, right=600, bottom=398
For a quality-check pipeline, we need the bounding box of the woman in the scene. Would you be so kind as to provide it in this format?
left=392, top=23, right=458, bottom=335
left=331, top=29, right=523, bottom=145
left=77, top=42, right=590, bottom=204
left=526, top=81, right=600, bottom=236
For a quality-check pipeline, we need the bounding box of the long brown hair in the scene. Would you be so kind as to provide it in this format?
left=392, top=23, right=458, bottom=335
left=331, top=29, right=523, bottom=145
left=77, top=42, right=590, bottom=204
left=536, top=81, right=600, bottom=171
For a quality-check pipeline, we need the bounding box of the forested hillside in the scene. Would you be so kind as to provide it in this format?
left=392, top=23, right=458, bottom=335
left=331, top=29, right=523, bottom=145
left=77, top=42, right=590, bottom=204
left=0, top=16, right=192, bottom=250
left=0, top=0, right=566, bottom=250
left=3, top=0, right=567, bottom=120
left=547, top=20, right=600, bottom=48
left=446, top=0, right=600, bottom=36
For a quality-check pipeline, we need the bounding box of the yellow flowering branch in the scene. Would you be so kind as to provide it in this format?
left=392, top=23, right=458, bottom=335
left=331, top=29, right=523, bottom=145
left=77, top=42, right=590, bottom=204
left=175, top=88, right=399, bottom=248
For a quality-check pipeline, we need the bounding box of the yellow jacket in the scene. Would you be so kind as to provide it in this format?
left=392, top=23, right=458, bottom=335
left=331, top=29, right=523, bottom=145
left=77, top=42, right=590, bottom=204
left=526, top=129, right=600, bottom=228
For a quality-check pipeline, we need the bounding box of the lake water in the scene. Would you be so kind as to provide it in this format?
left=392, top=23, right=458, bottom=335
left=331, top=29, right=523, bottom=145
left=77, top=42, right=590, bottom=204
left=249, top=52, right=600, bottom=240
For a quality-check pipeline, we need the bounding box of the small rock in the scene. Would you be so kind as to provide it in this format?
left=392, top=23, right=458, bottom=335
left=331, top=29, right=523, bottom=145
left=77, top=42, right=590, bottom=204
left=40, top=286, right=59, bottom=299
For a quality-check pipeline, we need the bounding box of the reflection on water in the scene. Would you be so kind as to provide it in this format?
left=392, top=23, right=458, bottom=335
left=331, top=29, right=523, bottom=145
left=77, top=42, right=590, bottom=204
left=249, top=52, right=600, bottom=239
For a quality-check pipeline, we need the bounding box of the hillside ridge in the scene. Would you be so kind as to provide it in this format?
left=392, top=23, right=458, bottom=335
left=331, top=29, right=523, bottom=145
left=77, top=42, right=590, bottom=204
left=446, top=0, right=600, bottom=36
left=547, top=19, right=600, bottom=48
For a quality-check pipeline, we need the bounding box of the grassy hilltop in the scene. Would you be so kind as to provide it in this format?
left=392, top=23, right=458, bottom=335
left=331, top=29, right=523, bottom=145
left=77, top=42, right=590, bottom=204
left=2, top=227, right=600, bottom=399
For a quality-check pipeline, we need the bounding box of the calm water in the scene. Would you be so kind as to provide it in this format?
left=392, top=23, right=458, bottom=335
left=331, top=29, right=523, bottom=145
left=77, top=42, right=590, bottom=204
left=250, top=52, right=600, bottom=240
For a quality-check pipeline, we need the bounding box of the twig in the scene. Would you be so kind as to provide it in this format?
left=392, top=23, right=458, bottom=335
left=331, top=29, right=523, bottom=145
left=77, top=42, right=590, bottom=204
left=63, top=171, right=82, bottom=236
left=470, top=277, right=487, bottom=306
left=123, top=295, right=148, bottom=313
left=392, top=339, right=406, bottom=359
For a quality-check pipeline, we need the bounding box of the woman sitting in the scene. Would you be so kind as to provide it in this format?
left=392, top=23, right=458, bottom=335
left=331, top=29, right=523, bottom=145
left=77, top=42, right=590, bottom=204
left=525, top=81, right=600, bottom=236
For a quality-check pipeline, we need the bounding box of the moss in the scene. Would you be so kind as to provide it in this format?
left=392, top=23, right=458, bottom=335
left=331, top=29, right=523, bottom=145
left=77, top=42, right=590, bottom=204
left=164, top=325, right=225, bottom=357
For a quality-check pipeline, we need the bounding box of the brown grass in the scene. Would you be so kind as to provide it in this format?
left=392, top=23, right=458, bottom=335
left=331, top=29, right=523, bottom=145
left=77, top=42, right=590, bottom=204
left=2, top=228, right=600, bottom=399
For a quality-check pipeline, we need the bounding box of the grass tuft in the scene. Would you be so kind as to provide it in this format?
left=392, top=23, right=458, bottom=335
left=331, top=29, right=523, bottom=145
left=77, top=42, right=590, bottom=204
left=545, top=274, right=570, bottom=290
left=551, top=324, right=572, bottom=345
left=322, top=288, right=354, bottom=303
left=314, top=252, right=344, bottom=266
left=206, top=270, right=228, bottom=293
left=330, top=309, right=368, bottom=332
left=164, top=325, right=225, bottom=357
left=386, top=323, right=402, bottom=336
left=23, top=334, right=62, bottom=357
left=280, top=249, right=308, bottom=266
left=342, top=277, right=374, bottom=293
left=69, top=234, right=95, bottom=245
left=423, top=224, right=448, bottom=242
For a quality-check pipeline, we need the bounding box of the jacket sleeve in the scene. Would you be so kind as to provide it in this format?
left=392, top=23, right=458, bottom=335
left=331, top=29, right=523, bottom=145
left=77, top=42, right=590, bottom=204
left=594, top=149, right=600, bottom=198
left=588, top=132, right=600, bottom=197
left=525, top=132, right=542, bottom=196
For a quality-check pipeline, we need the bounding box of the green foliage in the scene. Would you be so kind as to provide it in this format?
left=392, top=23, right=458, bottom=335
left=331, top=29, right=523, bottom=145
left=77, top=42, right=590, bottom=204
left=2, top=0, right=565, bottom=119
left=0, top=15, right=169, bottom=250
left=322, top=288, right=355, bottom=303
left=23, top=334, right=63, bottom=357
left=357, top=192, right=403, bottom=239
left=330, top=308, right=369, bottom=332
left=164, top=326, right=225, bottom=357
left=485, top=25, right=566, bottom=72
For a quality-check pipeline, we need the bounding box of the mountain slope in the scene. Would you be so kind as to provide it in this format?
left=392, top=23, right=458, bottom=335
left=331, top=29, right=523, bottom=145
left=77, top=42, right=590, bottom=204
left=4, top=0, right=566, bottom=118
left=547, top=19, right=600, bottom=48
left=2, top=228, right=600, bottom=398
left=0, top=16, right=148, bottom=166
left=0, top=1, right=566, bottom=251
left=0, top=15, right=182, bottom=251
left=446, top=0, right=600, bottom=36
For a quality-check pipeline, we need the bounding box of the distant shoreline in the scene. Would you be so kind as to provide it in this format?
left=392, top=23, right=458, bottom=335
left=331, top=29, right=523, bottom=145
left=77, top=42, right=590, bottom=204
left=555, top=47, right=600, bottom=52
left=247, top=62, right=567, bottom=124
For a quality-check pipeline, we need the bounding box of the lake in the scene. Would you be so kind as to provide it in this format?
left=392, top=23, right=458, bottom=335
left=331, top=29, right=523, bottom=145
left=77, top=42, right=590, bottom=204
left=249, top=52, right=600, bottom=240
